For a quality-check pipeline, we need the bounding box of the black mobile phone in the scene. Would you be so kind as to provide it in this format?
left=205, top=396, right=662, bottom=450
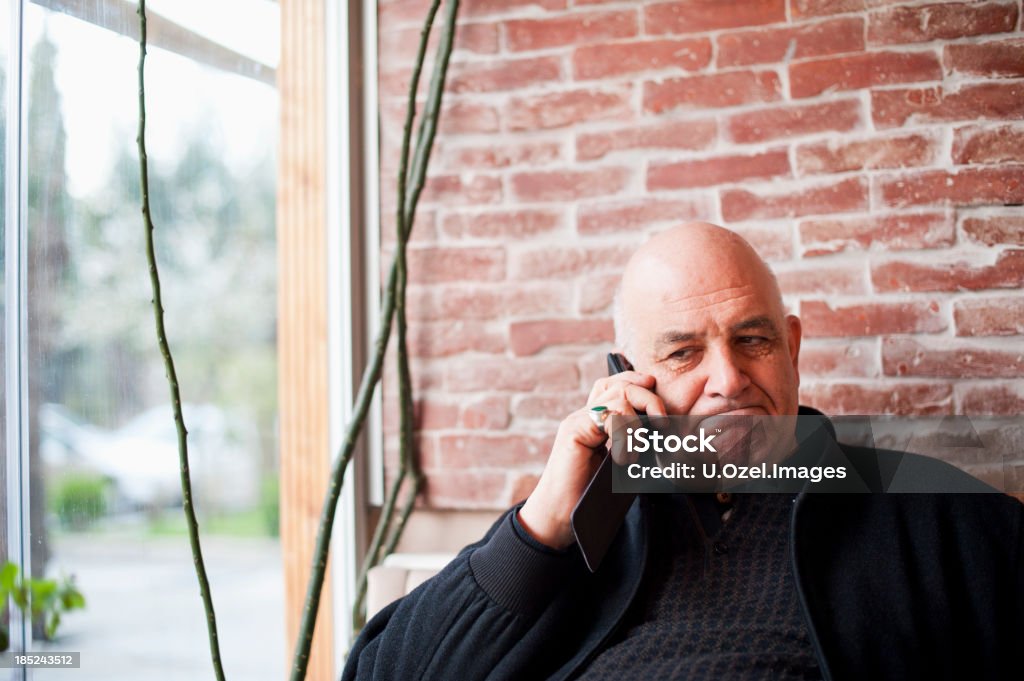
left=570, top=353, right=641, bottom=573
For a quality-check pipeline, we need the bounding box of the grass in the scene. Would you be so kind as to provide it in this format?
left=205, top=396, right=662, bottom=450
left=146, top=507, right=275, bottom=538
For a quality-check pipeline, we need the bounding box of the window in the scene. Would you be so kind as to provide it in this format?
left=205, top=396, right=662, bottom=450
left=4, top=1, right=282, bottom=677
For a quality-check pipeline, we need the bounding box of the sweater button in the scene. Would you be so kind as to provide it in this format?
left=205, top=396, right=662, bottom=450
left=713, top=541, right=729, bottom=556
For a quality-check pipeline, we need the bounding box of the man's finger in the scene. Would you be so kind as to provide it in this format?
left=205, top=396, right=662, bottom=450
left=593, top=383, right=666, bottom=418
left=586, top=371, right=655, bottom=404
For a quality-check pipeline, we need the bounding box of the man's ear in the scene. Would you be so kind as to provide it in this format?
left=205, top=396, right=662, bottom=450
left=785, top=314, right=802, bottom=371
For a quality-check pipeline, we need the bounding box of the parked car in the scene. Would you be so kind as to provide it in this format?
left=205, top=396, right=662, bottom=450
left=40, top=402, right=261, bottom=513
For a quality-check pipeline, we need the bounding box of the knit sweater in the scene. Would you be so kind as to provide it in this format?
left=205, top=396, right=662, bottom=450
left=577, top=493, right=820, bottom=680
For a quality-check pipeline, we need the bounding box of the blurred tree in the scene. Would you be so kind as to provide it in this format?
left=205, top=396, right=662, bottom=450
left=56, top=110, right=278, bottom=511
left=26, top=29, right=71, bottom=638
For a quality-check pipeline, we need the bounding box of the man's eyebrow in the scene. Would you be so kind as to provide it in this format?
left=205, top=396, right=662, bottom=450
left=731, top=316, right=779, bottom=334
left=655, top=330, right=699, bottom=347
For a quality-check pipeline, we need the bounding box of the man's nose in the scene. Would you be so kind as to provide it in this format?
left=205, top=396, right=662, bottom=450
left=703, top=346, right=750, bottom=399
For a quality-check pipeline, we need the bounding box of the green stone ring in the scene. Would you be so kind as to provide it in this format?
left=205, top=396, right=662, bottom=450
left=589, top=405, right=610, bottom=431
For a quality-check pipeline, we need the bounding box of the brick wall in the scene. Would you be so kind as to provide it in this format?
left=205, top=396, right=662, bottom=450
left=376, top=0, right=1024, bottom=510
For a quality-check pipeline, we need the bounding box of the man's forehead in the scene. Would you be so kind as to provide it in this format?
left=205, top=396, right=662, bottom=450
left=625, top=280, right=784, bottom=348
left=654, top=284, right=760, bottom=313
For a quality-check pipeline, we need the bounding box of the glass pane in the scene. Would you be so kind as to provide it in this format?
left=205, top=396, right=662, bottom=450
left=0, top=0, right=11, bottom=659
left=23, top=3, right=281, bottom=678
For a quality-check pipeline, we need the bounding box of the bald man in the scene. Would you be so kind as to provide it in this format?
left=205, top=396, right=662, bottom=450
left=344, top=224, right=1023, bottom=681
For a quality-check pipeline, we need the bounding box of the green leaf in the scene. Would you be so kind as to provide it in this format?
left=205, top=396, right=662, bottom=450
left=0, top=562, right=18, bottom=591
left=11, top=586, right=29, bottom=611
left=29, top=578, right=57, bottom=601
left=45, top=610, right=61, bottom=640
left=60, top=588, right=86, bottom=611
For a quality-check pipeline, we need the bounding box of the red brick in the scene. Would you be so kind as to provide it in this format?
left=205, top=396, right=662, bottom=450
left=952, top=124, right=1024, bottom=165
left=959, top=385, right=1024, bottom=415
left=799, top=213, right=954, bottom=256
left=511, top=167, right=631, bottom=203
left=379, top=67, right=425, bottom=98
left=421, top=174, right=502, bottom=205
left=505, top=10, right=637, bottom=52
left=378, top=22, right=499, bottom=64
left=577, top=197, right=712, bottom=235
left=945, top=38, right=1024, bottom=78
left=801, top=300, right=946, bottom=337
left=445, top=357, right=580, bottom=392
left=790, top=51, right=942, bottom=99
left=378, top=0, right=439, bottom=27
left=409, top=321, right=506, bottom=357
left=721, top=177, right=868, bottom=221
left=954, top=298, right=1024, bottom=336
left=510, top=318, right=615, bottom=356
left=407, top=247, right=505, bottom=283
left=645, top=0, right=786, bottom=34
left=644, top=70, right=781, bottom=114
left=868, top=2, right=1018, bottom=46
left=796, top=133, right=938, bottom=175
left=447, top=56, right=561, bottom=94
left=514, top=244, right=634, bottom=279
left=577, top=119, right=716, bottom=161
left=871, top=250, right=1024, bottom=292
left=962, top=216, right=1024, bottom=246
left=883, top=337, right=1024, bottom=378
left=731, top=226, right=795, bottom=262
left=776, top=264, right=868, bottom=295
left=648, top=150, right=791, bottom=190
left=439, top=101, right=500, bottom=134
left=799, top=382, right=954, bottom=415
left=423, top=470, right=507, bottom=509
left=717, top=17, right=864, bottom=67
left=790, top=0, right=864, bottom=19
left=443, top=209, right=563, bottom=240
left=578, top=273, right=621, bottom=313
left=872, top=83, right=1024, bottom=128
left=878, top=166, right=1024, bottom=208
left=507, top=87, right=632, bottom=131
left=461, top=395, right=510, bottom=430
left=461, top=0, right=567, bottom=18
left=416, top=399, right=461, bottom=430
left=799, top=341, right=880, bottom=378
left=381, top=209, right=438, bottom=245
left=514, top=393, right=590, bottom=420
left=406, top=283, right=571, bottom=321
left=382, top=0, right=568, bottom=24
left=439, top=433, right=550, bottom=468
left=726, top=99, right=862, bottom=144
left=441, top=141, right=562, bottom=170
left=573, top=38, right=712, bottom=79
left=579, top=350, right=612, bottom=385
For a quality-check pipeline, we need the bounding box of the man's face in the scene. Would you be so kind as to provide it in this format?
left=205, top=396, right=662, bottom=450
left=627, top=280, right=802, bottom=419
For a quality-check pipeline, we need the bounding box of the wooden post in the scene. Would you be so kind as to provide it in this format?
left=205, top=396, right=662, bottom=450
left=278, top=1, right=333, bottom=679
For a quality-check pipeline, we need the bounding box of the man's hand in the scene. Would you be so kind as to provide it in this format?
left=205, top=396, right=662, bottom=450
left=518, top=371, right=667, bottom=549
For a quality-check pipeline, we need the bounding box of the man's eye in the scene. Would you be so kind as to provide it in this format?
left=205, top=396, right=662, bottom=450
left=670, top=348, right=699, bottom=360
left=737, top=336, right=767, bottom=345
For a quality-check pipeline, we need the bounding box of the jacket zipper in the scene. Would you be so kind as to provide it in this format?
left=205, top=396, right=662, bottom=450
left=790, top=488, right=833, bottom=681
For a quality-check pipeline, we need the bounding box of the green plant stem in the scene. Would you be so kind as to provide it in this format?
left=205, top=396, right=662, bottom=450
left=290, top=0, right=460, bottom=675
left=136, top=3, right=225, bottom=680
left=348, top=0, right=441, bottom=629
left=288, top=251, right=398, bottom=681
left=349, top=0, right=460, bottom=632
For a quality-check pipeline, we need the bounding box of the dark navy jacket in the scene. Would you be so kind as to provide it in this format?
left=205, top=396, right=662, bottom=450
left=342, top=425, right=1024, bottom=680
